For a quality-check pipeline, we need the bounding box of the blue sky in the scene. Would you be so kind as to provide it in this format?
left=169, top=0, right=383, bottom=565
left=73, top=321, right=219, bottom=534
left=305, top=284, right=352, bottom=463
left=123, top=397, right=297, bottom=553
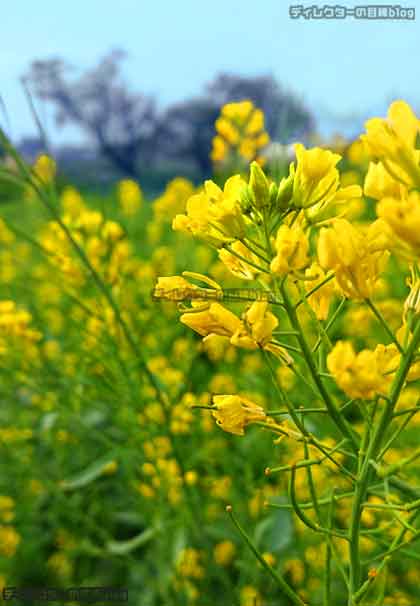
left=1, top=0, right=419, bottom=143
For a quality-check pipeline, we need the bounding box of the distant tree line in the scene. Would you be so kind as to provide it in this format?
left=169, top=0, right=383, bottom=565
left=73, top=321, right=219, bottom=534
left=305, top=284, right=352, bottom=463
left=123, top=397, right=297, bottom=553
left=23, top=49, right=315, bottom=182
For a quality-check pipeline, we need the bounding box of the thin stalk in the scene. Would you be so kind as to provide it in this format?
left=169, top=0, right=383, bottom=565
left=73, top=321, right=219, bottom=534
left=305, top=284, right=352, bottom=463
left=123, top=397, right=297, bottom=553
left=226, top=506, right=307, bottom=606
left=365, top=298, right=404, bottom=354
left=347, top=320, right=420, bottom=603
left=280, top=280, right=359, bottom=452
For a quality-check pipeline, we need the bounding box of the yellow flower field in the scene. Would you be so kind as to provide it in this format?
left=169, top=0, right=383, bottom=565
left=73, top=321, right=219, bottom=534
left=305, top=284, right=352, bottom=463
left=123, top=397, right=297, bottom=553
left=1, top=99, right=420, bottom=605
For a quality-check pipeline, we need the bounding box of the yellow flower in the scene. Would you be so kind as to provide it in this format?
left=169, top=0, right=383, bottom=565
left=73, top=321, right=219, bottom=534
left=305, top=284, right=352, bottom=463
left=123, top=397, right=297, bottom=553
left=239, top=139, right=257, bottom=161
left=184, top=470, right=198, bottom=486
left=218, top=241, right=259, bottom=280
left=211, top=100, right=270, bottom=165
left=213, top=540, right=236, bottom=566
left=206, top=179, right=247, bottom=238
left=176, top=548, right=205, bottom=579
left=210, top=135, right=229, bottom=162
left=77, top=209, right=103, bottom=233
left=262, top=552, right=276, bottom=567
left=228, top=301, right=290, bottom=361
left=0, top=219, right=14, bottom=245
left=240, top=585, right=262, bottom=606
left=153, top=178, right=195, bottom=222
left=173, top=175, right=247, bottom=245
left=61, top=186, right=85, bottom=218
left=304, top=262, right=336, bottom=320
left=215, top=117, right=240, bottom=145
left=180, top=302, right=242, bottom=339
left=284, top=558, right=305, bottom=585
left=154, top=276, right=201, bottom=302
left=102, top=460, right=118, bottom=475
left=364, top=161, right=405, bottom=200
left=154, top=273, right=222, bottom=302
left=292, top=143, right=341, bottom=209
left=232, top=301, right=277, bottom=349
left=318, top=218, right=389, bottom=299
left=361, top=100, right=420, bottom=188
left=201, top=334, right=232, bottom=361
left=346, top=139, right=369, bottom=166
left=101, top=221, right=124, bottom=242
left=0, top=496, right=14, bottom=510
left=0, top=526, right=20, bottom=557
left=245, top=109, right=264, bottom=135
left=376, top=190, right=420, bottom=259
left=117, top=179, right=142, bottom=216
left=209, top=372, right=236, bottom=394
left=33, top=154, right=56, bottom=184
left=211, top=394, right=266, bottom=435
left=47, top=552, right=73, bottom=578
left=270, top=224, right=309, bottom=276
left=0, top=497, right=14, bottom=523
left=327, top=341, right=396, bottom=399
left=222, top=100, right=254, bottom=121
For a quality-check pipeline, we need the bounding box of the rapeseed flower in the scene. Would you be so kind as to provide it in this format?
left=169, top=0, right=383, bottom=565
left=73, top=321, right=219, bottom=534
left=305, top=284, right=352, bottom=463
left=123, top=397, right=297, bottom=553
left=318, top=218, right=389, bottom=299
left=361, top=100, right=420, bottom=188
left=270, top=224, right=309, bottom=276
left=173, top=176, right=247, bottom=245
left=211, top=394, right=266, bottom=435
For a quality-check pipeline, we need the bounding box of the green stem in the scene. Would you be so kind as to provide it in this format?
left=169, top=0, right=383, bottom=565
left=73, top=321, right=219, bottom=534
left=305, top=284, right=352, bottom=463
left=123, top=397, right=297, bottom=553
left=223, top=243, right=270, bottom=274
left=312, top=297, right=346, bottom=355
left=226, top=506, right=307, bottom=606
left=347, top=320, right=420, bottom=604
left=263, top=350, right=308, bottom=435
left=239, top=237, right=271, bottom=264
left=324, top=490, right=334, bottom=606
left=365, top=298, right=404, bottom=354
left=280, top=280, right=359, bottom=452
left=295, top=272, right=335, bottom=310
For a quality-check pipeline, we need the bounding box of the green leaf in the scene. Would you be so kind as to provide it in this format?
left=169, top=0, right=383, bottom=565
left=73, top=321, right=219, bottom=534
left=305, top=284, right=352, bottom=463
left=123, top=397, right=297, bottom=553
left=112, top=511, right=146, bottom=527
left=40, top=412, right=59, bottom=432
left=60, top=458, right=116, bottom=491
left=82, top=409, right=107, bottom=428
left=254, top=510, right=293, bottom=553
left=106, top=527, right=157, bottom=555
left=203, top=522, right=238, bottom=542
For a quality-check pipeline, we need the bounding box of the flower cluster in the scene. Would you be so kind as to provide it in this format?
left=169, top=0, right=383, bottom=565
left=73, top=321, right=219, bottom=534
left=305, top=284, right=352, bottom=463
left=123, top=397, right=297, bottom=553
left=211, top=100, right=270, bottom=166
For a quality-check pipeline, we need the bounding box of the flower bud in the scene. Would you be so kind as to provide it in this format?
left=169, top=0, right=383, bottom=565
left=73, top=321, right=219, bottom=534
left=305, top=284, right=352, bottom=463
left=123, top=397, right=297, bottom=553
left=33, top=154, right=56, bottom=185
left=404, top=277, right=420, bottom=328
left=269, top=182, right=278, bottom=207
left=276, top=169, right=294, bottom=210
left=240, top=185, right=255, bottom=214
left=249, top=161, right=270, bottom=209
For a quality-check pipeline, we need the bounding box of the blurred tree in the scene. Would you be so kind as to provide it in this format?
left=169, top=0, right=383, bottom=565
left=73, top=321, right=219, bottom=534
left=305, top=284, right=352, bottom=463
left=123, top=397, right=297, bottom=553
left=24, top=55, right=314, bottom=183
left=23, top=50, right=157, bottom=179
left=156, top=98, right=220, bottom=177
